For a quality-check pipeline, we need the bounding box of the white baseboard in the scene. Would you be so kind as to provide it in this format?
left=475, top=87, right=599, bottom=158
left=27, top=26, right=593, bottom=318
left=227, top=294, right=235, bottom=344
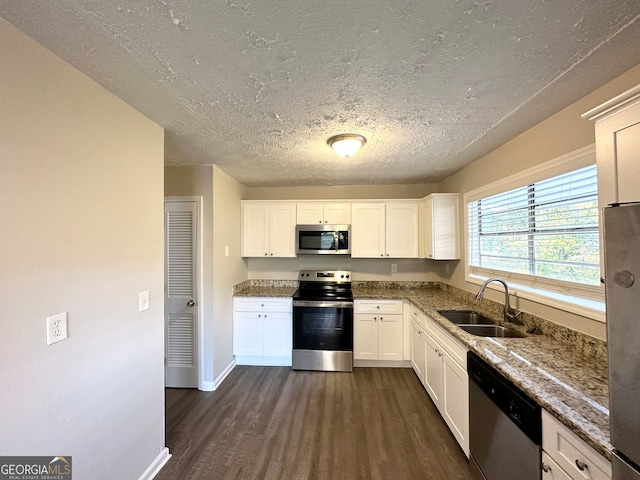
left=353, top=360, right=411, bottom=368
left=200, top=380, right=215, bottom=391
left=139, top=447, right=171, bottom=480
left=235, top=356, right=292, bottom=367
left=213, top=359, right=236, bottom=390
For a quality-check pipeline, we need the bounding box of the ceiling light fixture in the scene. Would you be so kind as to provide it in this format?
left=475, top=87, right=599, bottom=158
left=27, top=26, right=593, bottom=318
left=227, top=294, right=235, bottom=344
left=327, top=134, right=367, bottom=158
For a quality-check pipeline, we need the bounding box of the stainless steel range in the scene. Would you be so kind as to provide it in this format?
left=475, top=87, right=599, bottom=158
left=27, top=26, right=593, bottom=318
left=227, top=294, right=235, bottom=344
left=292, top=270, right=353, bottom=372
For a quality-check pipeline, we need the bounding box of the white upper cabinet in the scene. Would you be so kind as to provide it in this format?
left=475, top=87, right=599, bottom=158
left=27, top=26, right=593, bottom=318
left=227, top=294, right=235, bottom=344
left=296, top=202, right=351, bottom=225
left=583, top=85, right=640, bottom=208
left=351, top=203, right=387, bottom=257
left=420, top=194, right=460, bottom=260
left=351, top=202, right=419, bottom=258
left=241, top=202, right=296, bottom=257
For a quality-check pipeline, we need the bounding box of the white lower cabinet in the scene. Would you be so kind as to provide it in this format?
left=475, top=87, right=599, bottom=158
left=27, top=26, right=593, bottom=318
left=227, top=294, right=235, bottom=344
left=354, top=300, right=404, bottom=362
left=410, top=321, right=427, bottom=385
left=233, top=297, right=292, bottom=366
left=542, top=410, right=611, bottom=480
left=410, top=304, right=469, bottom=457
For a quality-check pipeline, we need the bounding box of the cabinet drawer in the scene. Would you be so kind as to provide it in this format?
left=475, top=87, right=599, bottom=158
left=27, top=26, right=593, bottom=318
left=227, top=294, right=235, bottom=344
left=410, top=304, right=428, bottom=329
left=542, top=452, right=573, bottom=480
left=354, top=299, right=403, bottom=315
left=233, top=297, right=292, bottom=313
left=542, top=410, right=611, bottom=480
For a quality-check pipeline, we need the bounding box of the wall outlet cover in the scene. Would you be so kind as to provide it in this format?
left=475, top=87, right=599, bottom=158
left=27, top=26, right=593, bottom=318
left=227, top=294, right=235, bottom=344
left=46, top=312, right=68, bottom=346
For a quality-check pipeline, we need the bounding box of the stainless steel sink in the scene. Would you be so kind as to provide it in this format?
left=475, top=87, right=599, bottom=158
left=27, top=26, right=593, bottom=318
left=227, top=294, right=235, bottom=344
left=438, top=310, right=496, bottom=325
left=458, top=324, right=525, bottom=338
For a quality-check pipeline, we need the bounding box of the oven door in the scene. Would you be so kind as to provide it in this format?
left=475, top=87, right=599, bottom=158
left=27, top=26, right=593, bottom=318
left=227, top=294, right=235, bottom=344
left=293, top=301, right=353, bottom=351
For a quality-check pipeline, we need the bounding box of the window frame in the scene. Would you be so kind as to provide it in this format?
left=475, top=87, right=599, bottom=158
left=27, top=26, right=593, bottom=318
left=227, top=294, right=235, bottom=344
left=463, top=145, right=605, bottom=322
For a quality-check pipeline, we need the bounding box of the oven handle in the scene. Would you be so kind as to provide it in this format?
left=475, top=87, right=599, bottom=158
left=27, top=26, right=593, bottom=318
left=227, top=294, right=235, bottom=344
left=293, top=300, right=354, bottom=309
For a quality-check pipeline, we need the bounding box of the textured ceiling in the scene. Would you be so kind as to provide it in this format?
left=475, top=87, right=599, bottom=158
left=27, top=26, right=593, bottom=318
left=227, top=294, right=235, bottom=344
left=1, top=1, right=639, bottom=186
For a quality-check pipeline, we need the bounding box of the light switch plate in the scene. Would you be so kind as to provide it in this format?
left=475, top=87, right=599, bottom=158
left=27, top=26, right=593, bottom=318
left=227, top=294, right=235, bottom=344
left=139, top=291, right=150, bottom=312
left=46, top=312, right=68, bottom=345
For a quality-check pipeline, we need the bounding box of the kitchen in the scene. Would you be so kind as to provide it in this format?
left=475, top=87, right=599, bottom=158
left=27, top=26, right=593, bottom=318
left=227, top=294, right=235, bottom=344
left=2, top=2, right=640, bottom=480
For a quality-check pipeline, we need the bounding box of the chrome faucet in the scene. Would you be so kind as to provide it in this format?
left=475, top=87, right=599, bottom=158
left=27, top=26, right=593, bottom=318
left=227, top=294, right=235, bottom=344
left=475, top=278, right=523, bottom=325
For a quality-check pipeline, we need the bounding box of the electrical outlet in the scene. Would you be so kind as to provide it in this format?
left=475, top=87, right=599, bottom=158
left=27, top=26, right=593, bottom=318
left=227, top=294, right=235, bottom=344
left=46, top=312, right=68, bottom=346
left=139, top=291, right=150, bottom=312
left=391, top=263, right=397, bottom=273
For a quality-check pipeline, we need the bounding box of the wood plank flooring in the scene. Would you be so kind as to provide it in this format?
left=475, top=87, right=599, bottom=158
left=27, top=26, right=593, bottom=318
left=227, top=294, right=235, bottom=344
left=157, top=367, right=474, bottom=480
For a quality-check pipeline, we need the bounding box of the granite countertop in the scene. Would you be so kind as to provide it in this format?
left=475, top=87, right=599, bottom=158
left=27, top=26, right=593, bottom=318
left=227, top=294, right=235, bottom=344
left=233, top=281, right=611, bottom=460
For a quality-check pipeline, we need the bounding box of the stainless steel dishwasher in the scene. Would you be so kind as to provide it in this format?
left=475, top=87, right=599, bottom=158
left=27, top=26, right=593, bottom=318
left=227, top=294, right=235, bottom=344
left=468, top=351, right=542, bottom=480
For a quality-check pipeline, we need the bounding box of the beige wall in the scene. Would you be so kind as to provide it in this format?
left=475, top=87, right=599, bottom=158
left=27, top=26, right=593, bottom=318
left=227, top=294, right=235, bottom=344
left=438, top=63, right=640, bottom=340
left=0, top=19, right=165, bottom=479
left=165, top=165, right=248, bottom=387
left=212, top=166, right=248, bottom=382
left=246, top=183, right=437, bottom=200
left=164, top=165, right=215, bottom=386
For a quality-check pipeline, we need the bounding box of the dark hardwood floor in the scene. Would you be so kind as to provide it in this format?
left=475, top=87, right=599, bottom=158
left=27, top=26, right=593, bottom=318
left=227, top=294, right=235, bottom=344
left=157, top=367, right=474, bottom=480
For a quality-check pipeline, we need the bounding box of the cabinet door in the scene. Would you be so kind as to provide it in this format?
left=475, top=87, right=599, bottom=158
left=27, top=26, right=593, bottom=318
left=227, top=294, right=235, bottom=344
left=263, top=312, right=292, bottom=357
left=324, top=203, right=351, bottom=224
left=354, top=313, right=378, bottom=360
left=432, top=195, right=460, bottom=259
left=378, top=314, right=403, bottom=361
left=594, top=100, right=640, bottom=208
left=386, top=203, right=419, bottom=258
left=443, top=351, right=469, bottom=456
left=411, top=322, right=426, bottom=384
left=242, top=204, right=270, bottom=257
left=296, top=202, right=324, bottom=224
left=269, top=204, right=297, bottom=257
left=424, top=332, right=444, bottom=409
left=423, top=196, right=435, bottom=259
left=351, top=203, right=386, bottom=258
left=233, top=312, right=263, bottom=356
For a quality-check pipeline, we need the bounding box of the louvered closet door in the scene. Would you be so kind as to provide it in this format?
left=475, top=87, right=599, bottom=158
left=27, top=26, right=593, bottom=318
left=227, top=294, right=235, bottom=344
left=164, top=199, right=198, bottom=388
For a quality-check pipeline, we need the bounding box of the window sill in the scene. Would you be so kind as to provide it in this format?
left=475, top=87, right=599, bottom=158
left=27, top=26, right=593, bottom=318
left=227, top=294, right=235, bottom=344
left=467, top=274, right=605, bottom=323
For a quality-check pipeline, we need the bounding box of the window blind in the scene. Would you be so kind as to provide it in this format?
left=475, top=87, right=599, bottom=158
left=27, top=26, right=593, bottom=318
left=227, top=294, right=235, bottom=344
left=467, top=164, right=600, bottom=292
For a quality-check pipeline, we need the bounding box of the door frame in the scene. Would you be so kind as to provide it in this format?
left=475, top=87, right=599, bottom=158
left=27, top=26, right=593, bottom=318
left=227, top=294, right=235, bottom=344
left=164, top=196, right=205, bottom=390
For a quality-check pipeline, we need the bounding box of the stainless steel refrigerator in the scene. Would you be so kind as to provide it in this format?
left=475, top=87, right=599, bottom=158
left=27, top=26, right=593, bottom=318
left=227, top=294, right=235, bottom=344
left=604, top=202, right=640, bottom=480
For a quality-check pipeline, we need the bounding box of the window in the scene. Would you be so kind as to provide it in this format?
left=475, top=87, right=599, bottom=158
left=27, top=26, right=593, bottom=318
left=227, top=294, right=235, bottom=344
left=467, top=162, right=602, bottom=302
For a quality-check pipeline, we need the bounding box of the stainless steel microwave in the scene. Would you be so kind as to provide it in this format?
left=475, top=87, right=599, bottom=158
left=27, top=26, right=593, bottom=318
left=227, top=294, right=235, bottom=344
left=295, top=224, right=351, bottom=255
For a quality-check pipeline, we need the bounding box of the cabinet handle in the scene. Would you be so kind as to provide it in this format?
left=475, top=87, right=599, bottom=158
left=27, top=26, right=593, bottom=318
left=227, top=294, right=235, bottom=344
left=258, top=314, right=262, bottom=318
left=264, top=314, right=267, bottom=318
left=264, top=253, right=268, bottom=256
left=270, top=253, right=274, bottom=256
left=575, top=459, right=587, bottom=471
left=386, top=253, right=389, bottom=256
left=376, top=306, right=380, bottom=309
left=319, top=220, right=322, bottom=224
left=541, top=463, right=550, bottom=473
left=380, top=253, right=384, bottom=257
left=373, top=317, right=377, bottom=322
left=380, top=317, right=383, bottom=321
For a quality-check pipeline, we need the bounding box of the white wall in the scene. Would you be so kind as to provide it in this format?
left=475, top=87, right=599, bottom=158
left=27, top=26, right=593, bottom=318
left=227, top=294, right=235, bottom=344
left=437, top=63, right=640, bottom=340
left=0, top=19, right=166, bottom=479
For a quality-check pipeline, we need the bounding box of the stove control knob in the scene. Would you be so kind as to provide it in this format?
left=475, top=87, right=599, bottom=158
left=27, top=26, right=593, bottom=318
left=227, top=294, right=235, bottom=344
left=346, top=275, right=350, bottom=279
left=341, top=274, right=344, bottom=278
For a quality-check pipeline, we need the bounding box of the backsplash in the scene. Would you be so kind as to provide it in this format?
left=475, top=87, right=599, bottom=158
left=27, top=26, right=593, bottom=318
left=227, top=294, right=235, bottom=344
left=436, top=282, right=608, bottom=362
